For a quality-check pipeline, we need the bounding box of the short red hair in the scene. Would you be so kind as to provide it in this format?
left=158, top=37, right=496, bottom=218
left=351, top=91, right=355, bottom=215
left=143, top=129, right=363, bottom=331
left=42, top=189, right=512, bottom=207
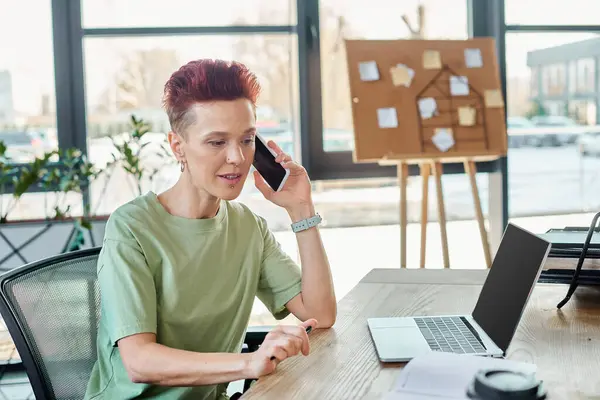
left=162, top=59, right=261, bottom=135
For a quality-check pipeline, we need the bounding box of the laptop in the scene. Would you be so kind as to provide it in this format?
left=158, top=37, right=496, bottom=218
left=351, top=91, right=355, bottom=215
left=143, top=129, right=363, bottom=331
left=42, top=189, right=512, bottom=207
left=367, top=223, right=551, bottom=362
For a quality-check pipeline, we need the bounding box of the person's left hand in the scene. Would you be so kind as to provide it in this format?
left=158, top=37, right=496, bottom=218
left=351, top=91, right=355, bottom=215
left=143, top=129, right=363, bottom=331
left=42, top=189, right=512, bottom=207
left=253, top=140, right=314, bottom=217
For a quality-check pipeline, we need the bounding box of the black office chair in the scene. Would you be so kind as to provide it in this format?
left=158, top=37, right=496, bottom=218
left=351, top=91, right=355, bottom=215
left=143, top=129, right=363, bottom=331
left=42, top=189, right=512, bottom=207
left=0, top=247, right=268, bottom=399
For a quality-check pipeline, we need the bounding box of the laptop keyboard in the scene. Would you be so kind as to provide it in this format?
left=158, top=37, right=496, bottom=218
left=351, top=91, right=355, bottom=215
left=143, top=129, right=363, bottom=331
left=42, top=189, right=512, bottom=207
left=414, top=316, right=487, bottom=354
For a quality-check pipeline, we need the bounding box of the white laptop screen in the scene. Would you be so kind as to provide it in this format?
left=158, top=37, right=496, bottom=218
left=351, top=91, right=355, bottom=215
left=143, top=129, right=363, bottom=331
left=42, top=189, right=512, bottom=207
left=472, top=223, right=551, bottom=352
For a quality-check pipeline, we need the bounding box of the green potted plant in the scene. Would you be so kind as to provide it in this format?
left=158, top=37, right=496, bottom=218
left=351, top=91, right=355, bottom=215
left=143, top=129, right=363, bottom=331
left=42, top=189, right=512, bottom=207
left=0, top=114, right=174, bottom=271
left=0, top=143, right=54, bottom=224
left=0, top=143, right=104, bottom=271
left=37, top=148, right=102, bottom=251
left=92, top=114, right=174, bottom=216
left=109, top=114, right=174, bottom=195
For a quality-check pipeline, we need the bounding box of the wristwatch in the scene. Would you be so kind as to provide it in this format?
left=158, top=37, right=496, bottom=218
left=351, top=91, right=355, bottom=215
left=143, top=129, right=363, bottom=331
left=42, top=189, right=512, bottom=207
left=291, top=213, right=322, bottom=233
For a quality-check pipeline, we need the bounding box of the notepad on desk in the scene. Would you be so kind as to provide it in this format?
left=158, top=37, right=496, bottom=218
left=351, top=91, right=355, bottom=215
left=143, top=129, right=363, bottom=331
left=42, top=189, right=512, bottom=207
left=383, top=352, right=537, bottom=399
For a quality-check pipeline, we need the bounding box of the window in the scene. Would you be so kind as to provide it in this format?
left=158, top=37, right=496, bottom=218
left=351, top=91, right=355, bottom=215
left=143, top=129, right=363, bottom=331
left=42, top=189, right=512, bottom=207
left=569, top=60, right=577, bottom=93
left=541, top=100, right=565, bottom=116
left=302, top=0, right=489, bottom=270
left=506, top=32, right=600, bottom=221
left=319, top=0, right=469, bottom=154
left=0, top=0, right=58, bottom=164
left=83, top=35, right=299, bottom=220
left=569, top=100, right=596, bottom=125
left=541, top=64, right=566, bottom=96
left=505, top=0, right=600, bottom=26
left=598, top=56, right=600, bottom=93
left=576, top=58, right=595, bottom=93
left=530, top=66, right=539, bottom=96
left=82, top=0, right=296, bottom=28
left=598, top=57, right=600, bottom=93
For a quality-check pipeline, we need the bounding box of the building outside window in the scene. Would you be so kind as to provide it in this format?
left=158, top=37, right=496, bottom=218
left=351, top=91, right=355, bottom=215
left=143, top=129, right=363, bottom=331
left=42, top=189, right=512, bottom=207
left=0, top=0, right=58, bottom=171
left=509, top=32, right=600, bottom=231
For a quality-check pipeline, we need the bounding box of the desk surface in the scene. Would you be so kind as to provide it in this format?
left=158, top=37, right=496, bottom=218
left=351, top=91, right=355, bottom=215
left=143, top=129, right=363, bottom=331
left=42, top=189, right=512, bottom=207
left=243, top=268, right=600, bottom=400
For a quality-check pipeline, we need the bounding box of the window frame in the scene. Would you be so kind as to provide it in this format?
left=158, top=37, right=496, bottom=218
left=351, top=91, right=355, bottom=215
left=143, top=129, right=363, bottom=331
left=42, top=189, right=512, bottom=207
left=501, top=1, right=600, bottom=227
left=48, top=0, right=509, bottom=226
left=51, top=0, right=503, bottom=179
left=50, top=0, right=301, bottom=202
left=302, top=0, right=503, bottom=180
left=16, top=0, right=600, bottom=230
left=51, top=0, right=298, bottom=155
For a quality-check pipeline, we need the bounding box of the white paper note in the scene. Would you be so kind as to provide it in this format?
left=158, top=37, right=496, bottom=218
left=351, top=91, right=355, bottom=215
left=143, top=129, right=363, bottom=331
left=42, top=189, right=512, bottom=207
left=464, top=48, right=483, bottom=68
left=386, top=352, right=537, bottom=399
left=450, top=76, right=469, bottom=96
left=359, top=61, right=380, bottom=81
left=377, top=107, right=398, bottom=128
left=384, top=391, right=458, bottom=400
left=418, top=98, right=437, bottom=119
left=432, top=128, right=455, bottom=152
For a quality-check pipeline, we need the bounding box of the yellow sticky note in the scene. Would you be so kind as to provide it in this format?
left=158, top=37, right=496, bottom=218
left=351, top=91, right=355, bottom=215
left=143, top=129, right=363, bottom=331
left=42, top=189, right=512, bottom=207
left=458, top=106, right=476, bottom=126
left=423, top=50, right=442, bottom=69
left=484, top=89, right=504, bottom=108
left=390, top=64, right=414, bottom=87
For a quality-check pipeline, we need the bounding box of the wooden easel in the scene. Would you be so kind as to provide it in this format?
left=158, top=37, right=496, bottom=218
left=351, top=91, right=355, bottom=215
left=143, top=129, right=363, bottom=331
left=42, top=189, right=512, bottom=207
left=386, top=157, right=492, bottom=269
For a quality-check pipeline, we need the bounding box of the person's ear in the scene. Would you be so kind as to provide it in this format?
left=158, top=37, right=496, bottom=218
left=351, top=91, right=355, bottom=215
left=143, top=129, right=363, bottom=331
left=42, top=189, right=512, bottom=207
left=168, top=131, right=185, bottom=162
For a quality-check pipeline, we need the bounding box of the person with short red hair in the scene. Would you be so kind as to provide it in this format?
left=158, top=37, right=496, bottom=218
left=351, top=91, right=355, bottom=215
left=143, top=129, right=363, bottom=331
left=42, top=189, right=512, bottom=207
left=84, top=59, right=336, bottom=400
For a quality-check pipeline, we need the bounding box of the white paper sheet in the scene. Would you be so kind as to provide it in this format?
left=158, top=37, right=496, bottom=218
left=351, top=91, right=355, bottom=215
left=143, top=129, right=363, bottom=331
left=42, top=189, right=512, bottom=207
left=384, top=392, right=456, bottom=400
left=377, top=107, right=398, bottom=128
left=464, top=48, right=483, bottom=68
left=432, top=128, right=455, bottom=152
left=450, top=76, right=469, bottom=96
left=386, top=352, right=537, bottom=399
left=418, top=98, right=437, bottom=119
left=359, top=61, right=380, bottom=81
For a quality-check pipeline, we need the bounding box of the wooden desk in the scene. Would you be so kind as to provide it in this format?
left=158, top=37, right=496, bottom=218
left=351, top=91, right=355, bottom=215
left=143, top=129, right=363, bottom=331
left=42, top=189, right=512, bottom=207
left=243, top=268, right=600, bottom=400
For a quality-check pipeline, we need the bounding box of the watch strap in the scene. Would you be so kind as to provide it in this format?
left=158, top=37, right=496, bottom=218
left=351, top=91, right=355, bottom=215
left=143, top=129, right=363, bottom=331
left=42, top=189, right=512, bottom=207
left=291, top=213, right=322, bottom=233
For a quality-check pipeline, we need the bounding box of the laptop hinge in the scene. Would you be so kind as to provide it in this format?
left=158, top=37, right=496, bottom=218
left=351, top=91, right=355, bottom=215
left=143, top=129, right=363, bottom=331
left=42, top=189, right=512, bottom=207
left=460, top=316, right=487, bottom=349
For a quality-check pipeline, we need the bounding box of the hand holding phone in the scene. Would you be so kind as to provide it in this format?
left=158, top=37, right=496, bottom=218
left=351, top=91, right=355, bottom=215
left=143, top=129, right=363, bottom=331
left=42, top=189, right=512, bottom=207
left=252, top=133, right=290, bottom=192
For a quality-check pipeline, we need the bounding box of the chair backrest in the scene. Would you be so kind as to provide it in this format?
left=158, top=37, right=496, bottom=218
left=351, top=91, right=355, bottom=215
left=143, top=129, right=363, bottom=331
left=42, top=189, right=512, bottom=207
left=0, top=247, right=101, bottom=400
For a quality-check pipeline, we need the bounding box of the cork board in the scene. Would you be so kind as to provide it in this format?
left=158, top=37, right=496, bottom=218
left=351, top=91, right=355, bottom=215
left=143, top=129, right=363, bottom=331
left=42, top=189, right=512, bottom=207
left=345, top=38, right=507, bottom=163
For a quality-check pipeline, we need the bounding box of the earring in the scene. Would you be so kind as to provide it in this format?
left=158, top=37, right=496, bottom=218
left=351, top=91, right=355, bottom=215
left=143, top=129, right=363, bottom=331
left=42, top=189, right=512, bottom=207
left=180, top=161, right=185, bottom=172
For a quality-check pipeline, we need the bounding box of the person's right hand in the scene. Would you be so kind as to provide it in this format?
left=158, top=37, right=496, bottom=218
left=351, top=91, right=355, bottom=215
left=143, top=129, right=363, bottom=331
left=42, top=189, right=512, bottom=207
left=247, top=318, right=318, bottom=379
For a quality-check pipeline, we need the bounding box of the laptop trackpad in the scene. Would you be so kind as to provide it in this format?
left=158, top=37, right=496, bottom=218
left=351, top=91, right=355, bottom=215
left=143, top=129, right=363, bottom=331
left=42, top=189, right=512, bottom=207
left=372, top=327, right=431, bottom=362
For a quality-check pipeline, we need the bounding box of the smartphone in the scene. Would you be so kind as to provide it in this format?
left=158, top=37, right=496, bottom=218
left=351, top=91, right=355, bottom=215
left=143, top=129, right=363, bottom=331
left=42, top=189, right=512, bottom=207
left=253, top=133, right=290, bottom=192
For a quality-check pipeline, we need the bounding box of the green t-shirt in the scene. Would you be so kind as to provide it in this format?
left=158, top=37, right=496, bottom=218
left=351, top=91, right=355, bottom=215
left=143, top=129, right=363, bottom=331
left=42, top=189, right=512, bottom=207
left=84, top=192, right=302, bottom=400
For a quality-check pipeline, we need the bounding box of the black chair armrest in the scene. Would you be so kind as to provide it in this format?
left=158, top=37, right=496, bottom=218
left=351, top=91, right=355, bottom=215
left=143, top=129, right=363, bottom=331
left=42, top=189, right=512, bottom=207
left=243, top=325, right=274, bottom=353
